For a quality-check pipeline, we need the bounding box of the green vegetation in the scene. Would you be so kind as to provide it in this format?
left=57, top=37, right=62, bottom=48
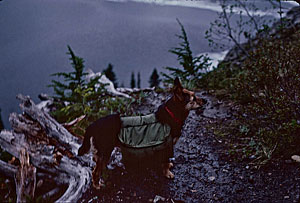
left=161, top=19, right=211, bottom=89
left=233, top=32, right=300, bottom=160
left=48, top=45, right=88, bottom=104
left=199, top=0, right=300, bottom=163
left=201, top=0, right=287, bottom=91
left=207, top=32, right=300, bottom=163
left=48, top=46, right=140, bottom=136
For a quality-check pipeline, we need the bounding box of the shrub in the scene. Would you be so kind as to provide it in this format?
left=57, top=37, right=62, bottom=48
left=48, top=46, right=133, bottom=135
left=233, top=31, right=300, bottom=159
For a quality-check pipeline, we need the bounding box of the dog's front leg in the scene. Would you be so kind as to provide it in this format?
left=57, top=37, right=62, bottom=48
left=92, top=155, right=105, bottom=189
left=162, top=162, right=174, bottom=179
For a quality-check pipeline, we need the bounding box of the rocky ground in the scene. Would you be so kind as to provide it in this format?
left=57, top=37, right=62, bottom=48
left=79, top=91, right=300, bottom=202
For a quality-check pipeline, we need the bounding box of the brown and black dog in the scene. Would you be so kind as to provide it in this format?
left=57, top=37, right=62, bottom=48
left=78, top=77, right=206, bottom=189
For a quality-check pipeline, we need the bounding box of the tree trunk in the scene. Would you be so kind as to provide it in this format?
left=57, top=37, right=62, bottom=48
left=0, top=94, right=93, bottom=202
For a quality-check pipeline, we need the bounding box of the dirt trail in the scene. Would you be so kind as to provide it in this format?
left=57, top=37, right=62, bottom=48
left=80, top=91, right=300, bottom=202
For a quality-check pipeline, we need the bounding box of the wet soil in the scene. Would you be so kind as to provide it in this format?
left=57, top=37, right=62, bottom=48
left=79, top=91, right=300, bottom=203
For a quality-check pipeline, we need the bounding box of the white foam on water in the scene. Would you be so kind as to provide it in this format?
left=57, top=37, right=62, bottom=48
left=198, top=50, right=229, bottom=71
left=105, top=0, right=295, bottom=18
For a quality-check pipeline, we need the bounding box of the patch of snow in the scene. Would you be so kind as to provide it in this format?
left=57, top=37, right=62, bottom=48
left=86, top=69, right=131, bottom=98
left=117, top=87, right=155, bottom=93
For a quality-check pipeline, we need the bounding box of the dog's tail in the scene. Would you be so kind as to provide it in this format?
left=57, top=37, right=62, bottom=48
left=77, top=128, right=92, bottom=156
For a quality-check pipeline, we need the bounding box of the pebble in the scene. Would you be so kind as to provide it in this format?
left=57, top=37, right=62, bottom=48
left=291, top=155, right=300, bottom=162
left=208, top=176, right=216, bottom=181
left=88, top=196, right=98, bottom=203
left=284, top=196, right=290, bottom=199
left=153, top=195, right=165, bottom=203
left=249, top=176, right=255, bottom=184
left=285, top=159, right=293, bottom=164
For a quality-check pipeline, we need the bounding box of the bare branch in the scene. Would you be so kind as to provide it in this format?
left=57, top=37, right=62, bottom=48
left=222, top=5, right=250, bottom=58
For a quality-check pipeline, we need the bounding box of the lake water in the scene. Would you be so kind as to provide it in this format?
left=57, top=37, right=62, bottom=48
left=0, top=0, right=296, bottom=128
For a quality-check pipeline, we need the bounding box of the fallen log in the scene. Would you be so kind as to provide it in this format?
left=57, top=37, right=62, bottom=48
left=15, top=148, right=36, bottom=203
left=0, top=94, right=94, bottom=202
left=0, top=159, right=17, bottom=179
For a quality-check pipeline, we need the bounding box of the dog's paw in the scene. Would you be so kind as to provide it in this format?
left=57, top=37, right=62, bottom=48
left=163, top=170, right=175, bottom=179
left=93, top=183, right=101, bottom=190
left=92, top=179, right=105, bottom=190
left=168, top=163, right=174, bottom=168
left=93, top=182, right=105, bottom=190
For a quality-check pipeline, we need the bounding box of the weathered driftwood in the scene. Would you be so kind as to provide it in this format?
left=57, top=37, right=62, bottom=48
left=63, top=115, right=86, bottom=139
left=0, top=94, right=93, bottom=202
left=15, top=148, right=36, bottom=203
left=0, top=158, right=17, bottom=178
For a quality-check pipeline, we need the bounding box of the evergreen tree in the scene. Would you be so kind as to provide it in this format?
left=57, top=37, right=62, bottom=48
left=137, top=72, right=141, bottom=88
left=48, top=46, right=112, bottom=123
left=162, top=19, right=211, bottom=88
left=103, top=63, right=118, bottom=88
left=130, top=72, right=136, bottom=88
left=149, top=68, right=160, bottom=87
left=48, top=45, right=87, bottom=103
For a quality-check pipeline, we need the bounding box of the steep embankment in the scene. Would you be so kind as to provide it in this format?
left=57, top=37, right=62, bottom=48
left=202, top=6, right=300, bottom=90
left=223, top=6, right=300, bottom=68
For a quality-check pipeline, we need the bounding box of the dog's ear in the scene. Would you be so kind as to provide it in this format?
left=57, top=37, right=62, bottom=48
left=174, top=77, right=183, bottom=89
left=173, top=77, right=183, bottom=101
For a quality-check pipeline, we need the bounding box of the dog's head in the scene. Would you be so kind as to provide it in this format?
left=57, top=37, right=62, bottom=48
left=173, top=77, right=207, bottom=111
